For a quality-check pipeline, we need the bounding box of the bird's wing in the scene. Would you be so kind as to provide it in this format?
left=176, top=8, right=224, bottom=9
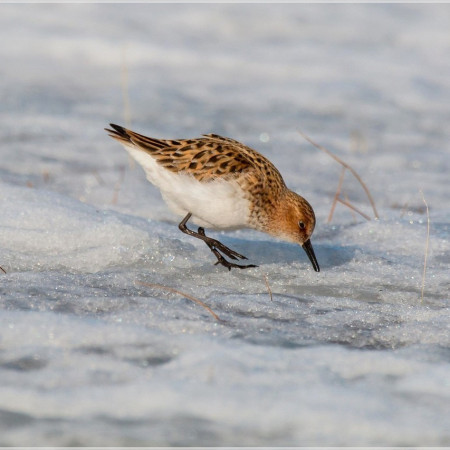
left=106, top=125, right=285, bottom=191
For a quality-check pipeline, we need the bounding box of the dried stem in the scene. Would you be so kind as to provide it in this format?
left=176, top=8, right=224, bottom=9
left=298, top=130, right=379, bottom=219
left=137, top=281, right=221, bottom=322
left=121, top=45, right=135, bottom=170
left=344, top=193, right=357, bottom=223
left=336, top=197, right=371, bottom=221
left=420, top=189, right=430, bottom=304
left=111, top=165, right=126, bottom=205
left=92, top=170, right=105, bottom=186
left=263, top=274, right=273, bottom=302
left=121, top=45, right=132, bottom=129
left=328, top=166, right=346, bottom=223
left=0, top=266, right=6, bottom=274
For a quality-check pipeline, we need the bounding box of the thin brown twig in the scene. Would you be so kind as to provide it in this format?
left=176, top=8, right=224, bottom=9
left=298, top=130, right=379, bottom=219
left=111, top=165, right=126, bottom=205
left=121, top=45, right=132, bottom=129
left=136, top=281, right=221, bottom=322
left=328, top=166, right=346, bottom=223
left=121, top=45, right=135, bottom=170
left=420, top=189, right=430, bottom=304
left=263, top=274, right=273, bottom=302
left=0, top=266, right=6, bottom=274
left=336, top=197, right=371, bottom=221
left=344, top=192, right=358, bottom=223
left=92, top=170, right=105, bottom=186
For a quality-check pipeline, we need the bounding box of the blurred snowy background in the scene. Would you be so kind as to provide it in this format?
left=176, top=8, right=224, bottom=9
left=0, top=3, right=449, bottom=446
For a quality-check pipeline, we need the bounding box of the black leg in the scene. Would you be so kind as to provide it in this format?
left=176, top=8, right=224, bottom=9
left=178, top=213, right=258, bottom=270
left=197, top=228, right=258, bottom=271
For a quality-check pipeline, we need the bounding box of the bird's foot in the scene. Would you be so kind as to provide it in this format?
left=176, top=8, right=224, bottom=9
left=198, top=227, right=258, bottom=270
left=197, top=227, right=247, bottom=261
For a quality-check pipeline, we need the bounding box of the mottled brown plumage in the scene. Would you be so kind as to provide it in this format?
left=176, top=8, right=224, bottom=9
left=106, top=124, right=320, bottom=272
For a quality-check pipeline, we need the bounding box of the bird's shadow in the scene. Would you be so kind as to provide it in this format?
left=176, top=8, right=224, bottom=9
left=215, top=235, right=356, bottom=270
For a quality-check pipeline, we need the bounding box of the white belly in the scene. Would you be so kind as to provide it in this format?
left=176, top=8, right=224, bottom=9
left=125, top=146, right=250, bottom=229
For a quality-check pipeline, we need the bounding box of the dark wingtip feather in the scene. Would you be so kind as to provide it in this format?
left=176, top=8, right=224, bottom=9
left=109, top=123, right=125, bottom=132
left=105, top=123, right=125, bottom=134
left=105, top=123, right=132, bottom=143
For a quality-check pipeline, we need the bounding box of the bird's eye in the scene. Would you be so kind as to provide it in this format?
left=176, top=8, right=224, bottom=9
left=299, top=221, right=305, bottom=230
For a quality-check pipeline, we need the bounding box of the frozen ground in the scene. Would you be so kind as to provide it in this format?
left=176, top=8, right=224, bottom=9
left=0, top=3, right=449, bottom=446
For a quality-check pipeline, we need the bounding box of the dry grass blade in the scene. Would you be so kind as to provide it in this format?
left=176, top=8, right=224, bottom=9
left=0, top=266, right=6, bottom=274
left=111, top=165, right=126, bottom=205
left=92, top=170, right=105, bottom=186
left=137, top=281, right=221, bottom=322
left=298, top=130, right=379, bottom=219
left=121, top=45, right=132, bottom=129
left=336, top=197, right=371, bottom=221
left=263, top=274, right=273, bottom=302
left=328, top=166, right=346, bottom=223
left=344, top=193, right=357, bottom=222
left=121, top=45, right=135, bottom=170
left=420, top=189, right=430, bottom=304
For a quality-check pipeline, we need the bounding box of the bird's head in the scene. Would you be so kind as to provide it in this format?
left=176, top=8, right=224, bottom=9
left=270, top=190, right=320, bottom=272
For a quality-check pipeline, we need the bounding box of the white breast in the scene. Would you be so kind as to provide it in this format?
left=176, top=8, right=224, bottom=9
left=124, top=145, right=251, bottom=230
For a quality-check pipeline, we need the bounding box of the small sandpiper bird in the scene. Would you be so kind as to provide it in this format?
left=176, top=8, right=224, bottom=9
left=106, top=124, right=320, bottom=272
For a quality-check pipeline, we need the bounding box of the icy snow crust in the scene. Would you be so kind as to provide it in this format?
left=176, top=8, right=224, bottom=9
left=0, top=3, right=449, bottom=446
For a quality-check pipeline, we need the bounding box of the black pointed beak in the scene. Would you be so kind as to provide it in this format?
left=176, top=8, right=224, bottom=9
left=302, top=239, right=320, bottom=272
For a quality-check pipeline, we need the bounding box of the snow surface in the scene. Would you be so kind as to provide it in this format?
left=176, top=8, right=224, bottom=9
left=0, top=3, right=449, bottom=446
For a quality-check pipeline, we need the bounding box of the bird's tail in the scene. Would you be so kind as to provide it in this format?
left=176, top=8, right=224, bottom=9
left=105, top=123, right=170, bottom=152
